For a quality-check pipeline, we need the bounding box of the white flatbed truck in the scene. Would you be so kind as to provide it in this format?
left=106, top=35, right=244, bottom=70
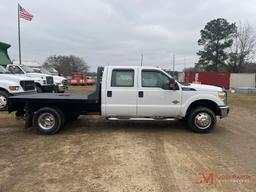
left=8, top=66, right=229, bottom=134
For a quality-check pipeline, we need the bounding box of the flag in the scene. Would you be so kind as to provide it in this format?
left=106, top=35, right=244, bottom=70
left=18, top=4, right=33, bottom=21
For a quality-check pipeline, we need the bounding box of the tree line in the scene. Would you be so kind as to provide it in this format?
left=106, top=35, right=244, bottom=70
left=196, top=18, right=256, bottom=73
left=43, top=55, right=89, bottom=76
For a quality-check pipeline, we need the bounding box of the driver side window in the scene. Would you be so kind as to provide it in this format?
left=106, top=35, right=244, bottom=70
left=142, top=70, right=170, bottom=89
left=8, top=66, right=24, bottom=74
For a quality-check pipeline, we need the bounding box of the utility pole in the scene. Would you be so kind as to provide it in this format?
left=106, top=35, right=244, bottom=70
left=172, top=53, right=175, bottom=77
left=140, top=54, right=143, bottom=66
left=18, top=4, right=21, bottom=64
left=184, top=56, right=186, bottom=71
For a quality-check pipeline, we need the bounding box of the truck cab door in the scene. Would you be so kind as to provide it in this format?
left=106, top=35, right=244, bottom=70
left=103, top=67, right=138, bottom=117
left=137, top=69, right=182, bottom=117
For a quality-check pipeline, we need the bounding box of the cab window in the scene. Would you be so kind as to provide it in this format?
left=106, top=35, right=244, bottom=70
left=8, top=66, right=24, bottom=74
left=142, top=70, right=170, bottom=89
left=111, top=69, right=134, bottom=87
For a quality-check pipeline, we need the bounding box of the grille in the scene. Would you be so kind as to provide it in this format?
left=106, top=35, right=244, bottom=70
left=20, top=80, right=35, bottom=91
left=62, top=79, right=68, bottom=87
left=46, top=76, right=54, bottom=85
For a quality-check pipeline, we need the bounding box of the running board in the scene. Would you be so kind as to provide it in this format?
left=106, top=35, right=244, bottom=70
left=107, top=117, right=177, bottom=121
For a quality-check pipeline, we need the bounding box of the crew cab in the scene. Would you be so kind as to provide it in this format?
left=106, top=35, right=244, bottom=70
left=8, top=66, right=229, bottom=134
left=33, top=68, right=68, bottom=93
left=0, top=65, right=35, bottom=111
left=6, top=64, right=54, bottom=93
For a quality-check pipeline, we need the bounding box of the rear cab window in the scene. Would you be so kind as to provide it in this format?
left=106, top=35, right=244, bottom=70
left=111, top=69, right=134, bottom=87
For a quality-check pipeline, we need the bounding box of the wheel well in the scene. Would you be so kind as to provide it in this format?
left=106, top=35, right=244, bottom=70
left=0, top=88, right=10, bottom=94
left=35, top=83, right=41, bottom=87
left=186, top=100, right=220, bottom=116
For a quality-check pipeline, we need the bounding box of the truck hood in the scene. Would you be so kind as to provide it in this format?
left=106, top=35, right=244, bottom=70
left=53, top=76, right=66, bottom=83
left=25, top=73, right=52, bottom=79
left=0, top=74, right=31, bottom=81
left=182, top=83, right=223, bottom=92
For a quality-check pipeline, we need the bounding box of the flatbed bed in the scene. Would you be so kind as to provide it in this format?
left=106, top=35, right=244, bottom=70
left=8, top=92, right=101, bottom=116
left=9, top=93, right=98, bottom=103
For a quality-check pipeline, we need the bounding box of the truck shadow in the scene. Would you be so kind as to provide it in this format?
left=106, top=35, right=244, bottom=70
left=62, top=117, right=190, bottom=134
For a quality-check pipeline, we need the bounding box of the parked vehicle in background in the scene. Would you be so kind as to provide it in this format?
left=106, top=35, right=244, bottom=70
left=86, top=76, right=95, bottom=85
left=8, top=66, right=229, bottom=135
left=0, top=65, right=35, bottom=111
left=70, top=73, right=86, bottom=86
left=6, top=64, right=54, bottom=93
left=33, top=68, right=68, bottom=93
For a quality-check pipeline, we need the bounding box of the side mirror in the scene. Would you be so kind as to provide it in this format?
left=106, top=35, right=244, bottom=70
left=169, top=79, right=176, bottom=90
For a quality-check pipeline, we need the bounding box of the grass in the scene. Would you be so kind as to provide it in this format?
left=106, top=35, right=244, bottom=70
left=228, top=93, right=256, bottom=110
left=66, top=85, right=96, bottom=94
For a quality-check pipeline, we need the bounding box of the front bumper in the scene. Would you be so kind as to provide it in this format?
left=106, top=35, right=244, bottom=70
left=54, top=84, right=68, bottom=92
left=220, top=106, right=229, bottom=118
left=12, top=90, right=37, bottom=96
left=41, top=85, right=54, bottom=92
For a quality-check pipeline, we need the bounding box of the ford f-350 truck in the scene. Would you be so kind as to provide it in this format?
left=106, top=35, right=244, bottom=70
left=8, top=66, right=229, bottom=134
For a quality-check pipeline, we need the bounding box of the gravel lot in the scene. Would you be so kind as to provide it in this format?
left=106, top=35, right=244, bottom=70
left=0, top=87, right=255, bottom=192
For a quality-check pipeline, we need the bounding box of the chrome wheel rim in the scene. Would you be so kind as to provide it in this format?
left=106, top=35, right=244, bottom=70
left=38, top=113, right=55, bottom=130
left=194, top=112, right=212, bottom=129
left=0, top=95, right=7, bottom=109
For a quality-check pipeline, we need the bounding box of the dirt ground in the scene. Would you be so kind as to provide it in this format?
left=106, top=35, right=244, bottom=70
left=0, top=86, right=256, bottom=192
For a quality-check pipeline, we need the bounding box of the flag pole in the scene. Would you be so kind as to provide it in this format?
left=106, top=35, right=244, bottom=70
left=18, top=4, right=21, bottom=64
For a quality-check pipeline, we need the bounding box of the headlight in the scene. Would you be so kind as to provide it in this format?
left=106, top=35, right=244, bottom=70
left=9, top=86, right=19, bottom=91
left=218, top=92, right=226, bottom=100
left=218, top=91, right=227, bottom=105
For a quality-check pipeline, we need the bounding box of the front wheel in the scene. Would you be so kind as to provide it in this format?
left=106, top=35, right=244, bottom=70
left=187, top=107, right=216, bottom=133
left=0, top=90, right=10, bottom=111
left=35, top=85, right=42, bottom=93
left=33, top=107, right=65, bottom=134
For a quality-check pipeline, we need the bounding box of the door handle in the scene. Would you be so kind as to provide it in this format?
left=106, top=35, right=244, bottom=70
left=107, top=91, right=112, bottom=97
left=138, top=91, right=143, bottom=98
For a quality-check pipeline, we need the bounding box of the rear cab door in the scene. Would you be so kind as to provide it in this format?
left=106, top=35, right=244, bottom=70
left=102, top=66, right=138, bottom=117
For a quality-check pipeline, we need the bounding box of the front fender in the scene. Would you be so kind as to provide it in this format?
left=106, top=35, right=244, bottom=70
left=180, top=93, right=223, bottom=117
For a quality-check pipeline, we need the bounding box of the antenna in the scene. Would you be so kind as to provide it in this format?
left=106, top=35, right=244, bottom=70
left=172, top=53, right=175, bottom=77
left=140, top=54, right=143, bottom=66
left=184, top=56, right=186, bottom=71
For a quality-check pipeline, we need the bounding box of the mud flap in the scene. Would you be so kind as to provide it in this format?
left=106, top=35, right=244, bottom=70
left=25, top=104, right=33, bottom=128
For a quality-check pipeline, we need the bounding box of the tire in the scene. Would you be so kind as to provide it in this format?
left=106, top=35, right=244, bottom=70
left=187, top=107, right=216, bottom=133
left=0, top=90, right=10, bottom=111
left=35, top=85, right=42, bottom=93
left=33, top=107, right=65, bottom=135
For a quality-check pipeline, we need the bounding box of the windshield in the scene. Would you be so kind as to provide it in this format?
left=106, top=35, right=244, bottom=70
left=20, top=66, right=35, bottom=73
left=40, top=68, right=51, bottom=74
left=33, top=68, right=51, bottom=75
left=0, top=65, right=10, bottom=74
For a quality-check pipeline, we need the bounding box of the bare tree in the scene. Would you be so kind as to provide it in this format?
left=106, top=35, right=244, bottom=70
left=43, top=55, right=89, bottom=76
left=228, top=23, right=256, bottom=72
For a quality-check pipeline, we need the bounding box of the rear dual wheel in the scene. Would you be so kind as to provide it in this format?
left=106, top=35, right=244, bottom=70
left=33, top=107, right=65, bottom=135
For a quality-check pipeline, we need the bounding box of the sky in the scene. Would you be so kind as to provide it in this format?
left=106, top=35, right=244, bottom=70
left=1, top=0, right=256, bottom=72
